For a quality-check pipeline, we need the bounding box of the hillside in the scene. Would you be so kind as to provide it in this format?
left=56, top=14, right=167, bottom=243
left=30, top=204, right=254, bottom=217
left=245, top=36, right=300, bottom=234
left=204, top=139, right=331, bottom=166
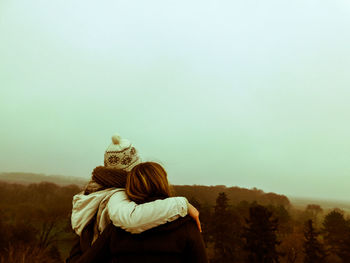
left=1, top=174, right=349, bottom=262
left=0, top=172, right=87, bottom=187
left=0, top=172, right=290, bottom=207
left=3, top=172, right=350, bottom=211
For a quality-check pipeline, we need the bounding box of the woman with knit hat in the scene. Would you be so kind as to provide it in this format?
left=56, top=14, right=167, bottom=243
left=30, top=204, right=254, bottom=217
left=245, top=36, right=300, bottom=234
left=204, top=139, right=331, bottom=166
left=67, top=134, right=200, bottom=262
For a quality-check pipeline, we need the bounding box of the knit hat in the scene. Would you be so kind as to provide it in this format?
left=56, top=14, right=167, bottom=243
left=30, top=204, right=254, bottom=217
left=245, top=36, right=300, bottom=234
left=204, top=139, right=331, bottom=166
left=104, top=133, right=141, bottom=171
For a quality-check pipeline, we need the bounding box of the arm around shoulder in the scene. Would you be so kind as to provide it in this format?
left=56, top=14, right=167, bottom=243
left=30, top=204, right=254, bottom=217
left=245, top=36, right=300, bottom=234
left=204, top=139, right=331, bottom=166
left=107, top=190, right=188, bottom=233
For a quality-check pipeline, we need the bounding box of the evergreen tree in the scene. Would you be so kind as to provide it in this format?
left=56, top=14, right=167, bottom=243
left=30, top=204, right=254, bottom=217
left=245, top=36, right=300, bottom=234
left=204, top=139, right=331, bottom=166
left=211, top=192, right=236, bottom=263
left=303, top=220, right=326, bottom=263
left=243, top=204, right=281, bottom=263
left=322, top=209, right=350, bottom=262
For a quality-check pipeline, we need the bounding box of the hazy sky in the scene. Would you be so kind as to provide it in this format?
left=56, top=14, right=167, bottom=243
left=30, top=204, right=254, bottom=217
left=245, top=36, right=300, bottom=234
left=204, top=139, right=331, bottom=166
left=1, top=0, right=350, bottom=201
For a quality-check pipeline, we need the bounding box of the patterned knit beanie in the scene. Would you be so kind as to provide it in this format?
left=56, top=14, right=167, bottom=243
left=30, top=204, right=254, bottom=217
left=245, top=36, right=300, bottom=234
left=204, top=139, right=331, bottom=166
left=104, top=133, right=141, bottom=171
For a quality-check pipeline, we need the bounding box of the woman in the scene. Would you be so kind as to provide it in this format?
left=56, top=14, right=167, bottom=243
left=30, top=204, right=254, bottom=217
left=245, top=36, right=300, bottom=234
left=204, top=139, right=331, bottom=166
left=76, top=162, right=208, bottom=263
left=67, top=134, right=200, bottom=262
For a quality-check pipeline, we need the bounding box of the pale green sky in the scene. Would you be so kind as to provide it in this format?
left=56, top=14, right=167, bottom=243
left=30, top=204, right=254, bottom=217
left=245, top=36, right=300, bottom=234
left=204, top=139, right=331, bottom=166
left=1, top=0, right=350, bottom=201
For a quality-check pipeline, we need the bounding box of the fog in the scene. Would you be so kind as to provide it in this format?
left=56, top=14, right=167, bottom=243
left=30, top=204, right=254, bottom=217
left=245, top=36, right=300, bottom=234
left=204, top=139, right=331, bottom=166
left=1, top=0, right=350, bottom=201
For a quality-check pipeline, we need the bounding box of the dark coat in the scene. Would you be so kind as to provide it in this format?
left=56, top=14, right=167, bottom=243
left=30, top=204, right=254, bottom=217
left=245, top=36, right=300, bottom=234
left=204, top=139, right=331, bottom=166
left=67, top=216, right=208, bottom=263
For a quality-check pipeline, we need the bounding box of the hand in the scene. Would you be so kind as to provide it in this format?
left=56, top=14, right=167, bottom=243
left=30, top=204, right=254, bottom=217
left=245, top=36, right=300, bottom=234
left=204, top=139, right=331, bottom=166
left=188, top=203, right=202, bottom=232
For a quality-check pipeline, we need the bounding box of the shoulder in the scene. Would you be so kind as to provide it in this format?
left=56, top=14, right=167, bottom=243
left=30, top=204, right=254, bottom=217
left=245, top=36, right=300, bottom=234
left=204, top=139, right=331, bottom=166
left=183, top=217, right=200, bottom=235
left=142, top=215, right=194, bottom=235
left=106, top=189, right=127, bottom=203
left=176, top=217, right=203, bottom=245
left=108, top=188, right=126, bottom=197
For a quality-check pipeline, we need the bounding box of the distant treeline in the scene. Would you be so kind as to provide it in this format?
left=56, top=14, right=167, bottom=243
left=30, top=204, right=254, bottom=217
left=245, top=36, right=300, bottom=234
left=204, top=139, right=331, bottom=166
left=174, top=185, right=290, bottom=207
left=0, top=172, right=290, bottom=206
left=0, top=172, right=87, bottom=186
left=0, top=180, right=349, bottom=263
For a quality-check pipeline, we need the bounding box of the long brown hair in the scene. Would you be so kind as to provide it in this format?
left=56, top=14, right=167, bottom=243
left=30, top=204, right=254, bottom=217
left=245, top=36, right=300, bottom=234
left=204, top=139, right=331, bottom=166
left=126, top=162, right=173, bottom=204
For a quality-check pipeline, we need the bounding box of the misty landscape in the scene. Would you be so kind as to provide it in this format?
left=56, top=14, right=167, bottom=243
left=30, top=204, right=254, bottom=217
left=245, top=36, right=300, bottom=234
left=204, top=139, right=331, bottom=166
left=1, top=173, right=350, bottom=263
left=2, top=0, right=350, bottom=262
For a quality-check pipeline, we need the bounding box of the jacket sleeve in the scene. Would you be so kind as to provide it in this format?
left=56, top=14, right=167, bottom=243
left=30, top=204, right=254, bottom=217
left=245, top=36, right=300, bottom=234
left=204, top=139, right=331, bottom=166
left=107, top=190, right=188, bottom=233
left=184, top=221, right=209, bottom=263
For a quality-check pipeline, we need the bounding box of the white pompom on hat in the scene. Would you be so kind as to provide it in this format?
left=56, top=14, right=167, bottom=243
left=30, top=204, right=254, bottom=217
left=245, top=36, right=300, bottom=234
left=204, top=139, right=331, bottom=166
left=104, top=133, right=141, bottom=171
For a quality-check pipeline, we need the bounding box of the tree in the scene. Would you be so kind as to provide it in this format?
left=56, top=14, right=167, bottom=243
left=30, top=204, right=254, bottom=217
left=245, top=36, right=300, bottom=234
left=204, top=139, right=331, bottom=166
left=243, top=204, right=281, bottom=263
left=211, top=192, right=237, bottom=263
left=303, top=220, right=326, bottom=263
left=279, top=231, right=304, bottom=263
left=322, top=210, right=350, bottom=262
left=305, top=205, right=323, bottom=226
left=267, top=204, right=292, bottom=235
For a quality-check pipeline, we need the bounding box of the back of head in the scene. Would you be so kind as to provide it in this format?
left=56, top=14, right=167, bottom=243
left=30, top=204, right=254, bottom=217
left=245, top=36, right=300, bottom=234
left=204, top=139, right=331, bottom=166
left=84, top=133, right=141, bottom=194
left=126, top=162, right=173, bottom=204
left=104, top=133, right=141, bottom=171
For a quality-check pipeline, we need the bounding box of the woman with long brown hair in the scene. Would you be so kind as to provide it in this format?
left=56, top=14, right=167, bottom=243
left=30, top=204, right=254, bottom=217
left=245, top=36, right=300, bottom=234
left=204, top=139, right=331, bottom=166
left=76, top=161, right=208, bottom=263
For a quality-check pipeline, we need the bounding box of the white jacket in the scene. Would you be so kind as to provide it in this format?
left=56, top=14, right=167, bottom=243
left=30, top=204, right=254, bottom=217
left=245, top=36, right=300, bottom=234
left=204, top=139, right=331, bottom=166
left=71, top=188, right=188, bottom=238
